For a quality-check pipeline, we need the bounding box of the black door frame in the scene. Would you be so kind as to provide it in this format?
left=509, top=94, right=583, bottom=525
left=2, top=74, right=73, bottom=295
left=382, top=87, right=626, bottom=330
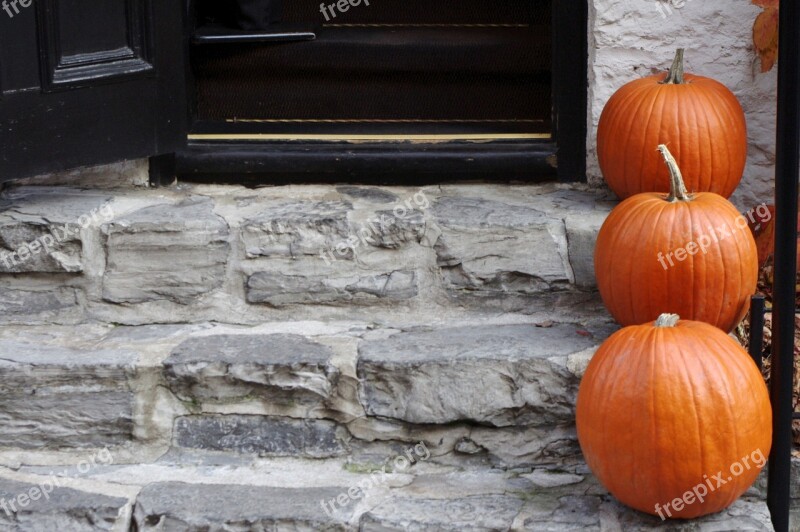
left=172, top=1, right=588, bottom=185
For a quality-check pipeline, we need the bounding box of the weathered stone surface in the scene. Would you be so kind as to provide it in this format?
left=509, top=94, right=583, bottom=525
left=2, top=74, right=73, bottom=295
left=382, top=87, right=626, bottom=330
left=0, top=187, right=113, bottom=274
left=102, top=197, right=229, bottom=304
left=336, top=186, right=399, bottom=204
left=433, top=197, right=572, bottom=295
left=0, top=223, right=83, bottom=273
left=358, top=323, right=597, bottom=427
left=246, top=270, right=417, bottom=306
left=470, top=424, right=581, bottom=467
left=0, top=478, right=129, bottom=531
left=240, top=200, right=352, bottom=258
left=0, top=287, right=79, bottom=323
left=174, top=415, right=346, bottom=457
left=360, top=209, right=426, bottom=249
left=565, top=210, right=609, bottom=289
left=133, top=482, right=353, bottom=530
left=0, top=340, right=135, bottom=448
left=521, top=492, right=772, bottom=531
left=361, top=495, right=524, bottom=531
left=163, top=334, right=339, bottom=406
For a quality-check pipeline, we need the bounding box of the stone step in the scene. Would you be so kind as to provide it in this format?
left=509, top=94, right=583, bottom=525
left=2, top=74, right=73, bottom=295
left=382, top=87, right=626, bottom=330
left=0, top=454, right=773, bottom=531
left=0, top=311, right=614, bottom=468
left=0, top=183, right=612, bottom=326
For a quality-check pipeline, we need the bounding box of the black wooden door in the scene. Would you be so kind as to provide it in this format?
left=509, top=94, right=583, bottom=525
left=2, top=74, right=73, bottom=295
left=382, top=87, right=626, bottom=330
left=0, top=0, right=187, bottom=181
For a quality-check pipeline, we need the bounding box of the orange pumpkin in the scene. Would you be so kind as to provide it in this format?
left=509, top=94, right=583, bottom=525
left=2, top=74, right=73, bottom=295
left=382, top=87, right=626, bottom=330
left=576, top=314, right=772, bottom=519
left=597, top=49, right=747, bottom=199
left=594, top=144, right=757, bottom=332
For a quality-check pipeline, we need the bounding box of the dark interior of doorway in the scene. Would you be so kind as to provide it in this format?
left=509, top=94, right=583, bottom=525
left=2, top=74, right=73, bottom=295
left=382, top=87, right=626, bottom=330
left=190, top=0, right=552, bottom=138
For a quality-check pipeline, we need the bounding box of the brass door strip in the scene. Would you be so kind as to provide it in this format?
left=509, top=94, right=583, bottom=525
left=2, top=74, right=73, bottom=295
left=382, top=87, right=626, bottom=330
left=225, top=119, right=546, bottom=124
left=188, top=133, right=552, bottom=141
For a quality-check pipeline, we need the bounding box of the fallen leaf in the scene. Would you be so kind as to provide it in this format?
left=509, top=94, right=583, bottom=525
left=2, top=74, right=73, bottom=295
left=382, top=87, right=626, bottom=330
left=753, top=1, right=779, bottom=72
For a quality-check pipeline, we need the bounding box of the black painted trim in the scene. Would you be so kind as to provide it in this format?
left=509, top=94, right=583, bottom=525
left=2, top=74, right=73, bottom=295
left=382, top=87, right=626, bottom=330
left=177, top=141, right=557, bottom=185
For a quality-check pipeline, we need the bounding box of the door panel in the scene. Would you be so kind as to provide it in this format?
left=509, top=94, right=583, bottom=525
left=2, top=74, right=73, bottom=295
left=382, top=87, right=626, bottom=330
left=0, top=0, right=187, bottom=181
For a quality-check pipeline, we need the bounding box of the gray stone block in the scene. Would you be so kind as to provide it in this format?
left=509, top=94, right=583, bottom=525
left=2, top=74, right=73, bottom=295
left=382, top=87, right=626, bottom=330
left=565, top=210, right=609, bottom=290
left=0, top=341, right=135, bottom=449
left=102, top=197, right=229, bottom=304
left=357, top=323, right=597, bottom=427
left=163, top=334, right=339, bottom=406
left=133, top=482, right=353, bottom=530
left=0, top=287, right=79, bottom=322
left=361, top=495, right=524, bottom=531
left=174, top=415, right=346, bottom=457
left=246, top=270, right=417, bottom=306
left=432, top=196, right=572, bottom=295
left=0, top=187, right=113, bottom=274
left=0, top=223, right=82, bottom=273
left=0, top=478, right=128, bottom=531
left=240, top=200, right=352, bottom=259
left=336, top=186, right=399, bottom=204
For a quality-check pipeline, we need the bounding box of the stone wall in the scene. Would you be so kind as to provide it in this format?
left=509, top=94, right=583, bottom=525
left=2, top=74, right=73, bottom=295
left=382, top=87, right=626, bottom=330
left=590, top=0, right=778, bottom=208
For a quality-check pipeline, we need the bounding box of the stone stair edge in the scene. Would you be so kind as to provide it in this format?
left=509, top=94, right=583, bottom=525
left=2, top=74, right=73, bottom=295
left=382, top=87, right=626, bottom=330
left=0, top=456, right=776, bottom=531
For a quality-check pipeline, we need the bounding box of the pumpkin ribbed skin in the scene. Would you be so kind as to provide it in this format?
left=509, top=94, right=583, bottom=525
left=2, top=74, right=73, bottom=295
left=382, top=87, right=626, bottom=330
left=594, top=147, right=757, bottom=332
left=597, top=52, right=747, bottom=199
left=576, top=316, right=772, bottom=519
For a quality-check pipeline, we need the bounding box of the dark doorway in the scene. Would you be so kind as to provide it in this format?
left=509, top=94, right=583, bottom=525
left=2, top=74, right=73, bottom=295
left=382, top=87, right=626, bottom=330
left=181, top=0, right=586, bottom=183
left=192, top=0, right=551, bottom=138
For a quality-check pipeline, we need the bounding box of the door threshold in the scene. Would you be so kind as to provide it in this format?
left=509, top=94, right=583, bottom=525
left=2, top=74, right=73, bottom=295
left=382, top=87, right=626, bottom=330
left=187, top=133, right=552, bottom=142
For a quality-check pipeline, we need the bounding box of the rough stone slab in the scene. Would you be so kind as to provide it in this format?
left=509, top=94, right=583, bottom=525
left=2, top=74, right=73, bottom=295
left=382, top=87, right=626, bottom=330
left=132, top=482, right=353, bottom=530
left=468, top=424, right=581, bottom=467
left=0, top=223, right=83, bottom=273
left=432, top=196, right=572, bottom=294
left=521, top=492, right=772, bottom=531
left=102, top=197, right=230, bottom=304
left=336, top=186, right=399, bottom=204
left=360, top=495, right=524, bottom=531
left=0, top=477, right=129, bottom=530
left=246, top=270, right=417, bottom=306
left=565, top=210, right=609, bottom=290
left=357, top=209, right=426, bottom=250
left=163, top=334, right=339, bottom=406
left=240, top=200, right=352, bottom=258
left=0, top=188, right=113, bottom=274
left=0, top=341, right=136, bottom=449
left=360, top=469, right=772, bottom=532
left=357, top=323, right=597, bottom=427
left=0, top=287, right=79, bottom=323
left=174, top=415, right=347, bottom=458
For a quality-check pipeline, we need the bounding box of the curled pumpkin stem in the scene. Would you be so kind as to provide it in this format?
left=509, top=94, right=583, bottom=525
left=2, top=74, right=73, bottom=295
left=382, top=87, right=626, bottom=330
left=655, top=314, right=681, bottom=327
left=658, top=144, right=692, bottom=202
left=662, top=48, right=685, bottom=85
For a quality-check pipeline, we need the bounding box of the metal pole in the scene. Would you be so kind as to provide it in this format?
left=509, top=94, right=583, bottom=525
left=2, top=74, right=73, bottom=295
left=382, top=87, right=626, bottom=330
left=767, top=2, right=800, bottom=530
left=750, top=295, right=765, bottom=373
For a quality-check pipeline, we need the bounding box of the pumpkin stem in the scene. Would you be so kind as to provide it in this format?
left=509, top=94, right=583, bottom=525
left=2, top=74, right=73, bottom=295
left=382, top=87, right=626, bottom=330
left=658, top=144, right=692, bottom=202
left=655, top=314, right=681, bottom=328
left=662, top=48, right=685, bottom=85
